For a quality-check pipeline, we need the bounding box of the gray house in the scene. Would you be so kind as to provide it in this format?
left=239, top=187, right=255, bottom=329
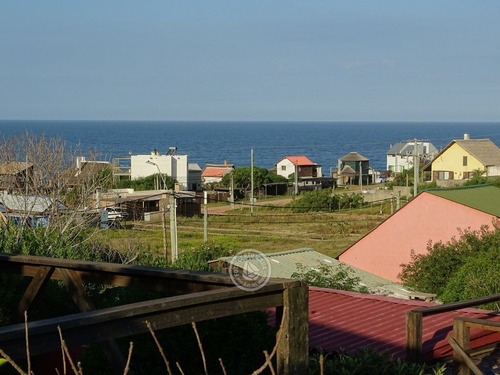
left=338, top=152, right=369, bottom=186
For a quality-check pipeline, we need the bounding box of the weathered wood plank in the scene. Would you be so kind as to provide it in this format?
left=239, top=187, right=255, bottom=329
left=0, top=288, right=284, bottom=359
left=460, top=317, right=500, bottom=332
left=405, top=311, right=423, bottom=362
left=15, top=266, right=55, bottom=322
left=411, top=292, right=500, bottom=316
left=59, top=268, right=129, bottom=374
left=277, top=283, right=308, bottom=375
left=0, top=253, right=298, bottom=293
left=453, top=318, right=471, bottom=375
left=449, top=336, right=484, bottom=375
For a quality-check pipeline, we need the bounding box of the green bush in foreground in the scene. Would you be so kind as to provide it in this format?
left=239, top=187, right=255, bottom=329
left=309, top=349, right=446, bottom=375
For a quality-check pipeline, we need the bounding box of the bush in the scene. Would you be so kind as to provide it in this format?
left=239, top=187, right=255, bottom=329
left=288, top=190, right=364, bottom=212
left=309, top=348, right=446, bottom=375
left=114, top=173, right=176, bottom=190
left=291, top=262, right=368, bottom=293
left=172, top=241, right=233, bottom=271
left=399, top=226, right=500, bottom=308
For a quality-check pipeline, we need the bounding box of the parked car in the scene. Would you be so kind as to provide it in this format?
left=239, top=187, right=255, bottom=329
left=103, top=206, right=128, bottom=221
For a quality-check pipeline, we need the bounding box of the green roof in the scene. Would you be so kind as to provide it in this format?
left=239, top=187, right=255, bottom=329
left=426, top=184, right=500, bottom=217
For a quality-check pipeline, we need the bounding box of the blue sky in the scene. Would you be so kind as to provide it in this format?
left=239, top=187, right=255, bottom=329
left=1, top=1, right=499, bottom=121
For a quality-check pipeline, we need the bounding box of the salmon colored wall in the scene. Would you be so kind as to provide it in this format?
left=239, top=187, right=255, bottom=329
left=339, top=192, right=497, bottom=282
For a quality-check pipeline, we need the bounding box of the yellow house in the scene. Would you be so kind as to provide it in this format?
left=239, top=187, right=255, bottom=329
left=430, top=135, right=500, bottom=181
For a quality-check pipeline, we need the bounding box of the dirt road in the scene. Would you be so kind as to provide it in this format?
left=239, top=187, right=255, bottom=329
left=207, top=198, right=293, bottom=215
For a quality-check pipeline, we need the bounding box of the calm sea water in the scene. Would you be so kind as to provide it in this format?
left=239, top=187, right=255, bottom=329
left=1, top=120, right=500, bottom=172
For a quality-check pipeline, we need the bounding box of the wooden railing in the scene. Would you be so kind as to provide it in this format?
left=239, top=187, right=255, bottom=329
left=405, top=292, right=500, bottom=362
left=448, top=317, right=500, bottom=375
left=0, top=253, right=309, bottom=375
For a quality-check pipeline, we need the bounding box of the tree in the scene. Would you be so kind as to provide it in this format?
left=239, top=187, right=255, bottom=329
left=114, top=173, right=176, bottom=190
left=399, top=226, right=500, bottom=309
left=0, top=132, right=118, bottom=254
left=220, top=166, right=283, bottom=191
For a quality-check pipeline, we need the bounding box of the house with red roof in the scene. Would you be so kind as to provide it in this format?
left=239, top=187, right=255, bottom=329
left=270, top=287, right=500, bottom=363
left=276, top=155, right=322, bottom=179
left=201, top=162, right=235, bottom=185
left=338, top=185, right=500, bottom=282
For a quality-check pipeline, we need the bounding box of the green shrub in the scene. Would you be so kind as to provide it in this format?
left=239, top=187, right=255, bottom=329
left=292, top=262, right=368, bottom=293
left=309, top=348, right=446, bottom=375
left=288, top=190, right=364, bottom=212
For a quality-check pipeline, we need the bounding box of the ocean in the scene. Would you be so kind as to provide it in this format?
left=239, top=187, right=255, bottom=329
left=1, top=120, right=500, bottom=172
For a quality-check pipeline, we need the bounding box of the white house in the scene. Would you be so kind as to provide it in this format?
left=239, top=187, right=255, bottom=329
left=276, top=156, right=322, bottom=179
left=386, top=141, right=438, bottom=173
left=130, top=149, right=201, bottom=191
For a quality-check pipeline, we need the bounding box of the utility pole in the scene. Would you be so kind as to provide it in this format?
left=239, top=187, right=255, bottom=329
left=230, top=172, right=235, bottom=210
left=250, top=148, right=254, bottom=216
left=203, top=190, right=208, bottom=242
left=169, top=194, right=178, bottom=261
left=413, top=139, right=419, bottom=198
left=161, top=203, right=168, bottom=262
left=294, top=163, right=299, bottom=195
left=359, top=161, right=363, bottom=191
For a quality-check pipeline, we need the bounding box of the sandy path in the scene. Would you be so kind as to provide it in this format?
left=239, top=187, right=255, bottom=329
left=207, top=198, right=293, bottom=215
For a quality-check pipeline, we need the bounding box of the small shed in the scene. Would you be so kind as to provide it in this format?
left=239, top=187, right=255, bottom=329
left=108, top=190, right=201, bottom=220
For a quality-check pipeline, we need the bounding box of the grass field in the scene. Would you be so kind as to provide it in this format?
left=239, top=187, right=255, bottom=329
left=96, top=199, right=392, bottom=260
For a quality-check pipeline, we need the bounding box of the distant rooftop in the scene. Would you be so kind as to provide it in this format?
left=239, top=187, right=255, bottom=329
left=283, top=156, right=316, bottom=166
left=339, top=152, right=369, bottom=162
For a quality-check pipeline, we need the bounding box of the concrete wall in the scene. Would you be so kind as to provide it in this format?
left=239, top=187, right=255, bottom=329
left=361, top=187, right=411, bottom=203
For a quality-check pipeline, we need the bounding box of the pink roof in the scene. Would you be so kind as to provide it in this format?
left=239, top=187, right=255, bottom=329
left=285, top=155, right=316, bottom=166
left=201, top=167, right=232, bottom=178
left=338, top=192, right=499, bottom=282
left=270, top=288, right=500, bottom=360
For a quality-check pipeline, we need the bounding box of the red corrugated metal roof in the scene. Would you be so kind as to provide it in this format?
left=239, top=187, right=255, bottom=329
left=285, top=156, right=316, bottom=166
left=201, top=167, right=232, bottom=178
left=271, top=288, right=500, bottom=361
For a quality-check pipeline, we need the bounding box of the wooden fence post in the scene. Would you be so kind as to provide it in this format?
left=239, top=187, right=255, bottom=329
left=453, top=318, right=471, bottom=375
left=406, top=311, right=423, bottom=362
left=277, top=283, right=308, bottom=375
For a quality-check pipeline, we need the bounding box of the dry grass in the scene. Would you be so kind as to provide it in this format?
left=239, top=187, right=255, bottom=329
left=96, top=203, right=391, bottom=259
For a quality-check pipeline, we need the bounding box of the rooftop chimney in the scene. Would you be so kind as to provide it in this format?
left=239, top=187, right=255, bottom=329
left=464, top=133, right=470, bottom=140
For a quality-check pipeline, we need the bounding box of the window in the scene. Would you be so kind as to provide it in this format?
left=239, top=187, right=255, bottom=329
left=281, top=165, right=286, bottom=171
left=438, top=171, right=450, bottom=180
left=463, top=156, right=468, bottom=166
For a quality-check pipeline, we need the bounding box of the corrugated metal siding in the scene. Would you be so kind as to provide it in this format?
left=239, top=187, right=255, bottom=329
left=271, top=287, right=500, bottom=360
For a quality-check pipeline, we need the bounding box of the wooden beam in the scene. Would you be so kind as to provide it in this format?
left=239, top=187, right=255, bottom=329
left=0, top=253, right=297, bottom=294
left=0, top=286, right=285, bottom=359
left=411, top=292, right=500, bottom=317
left=59, top=268, right=130, bottom=374
left=453, top=318, right=471, bottom=375
left=449, top=336, right=484, bottom=375
left=15, top=266, right=55, bottom=322
left=276, top=283, right=309, bottom=375
left=405, top=311, right=423, bottom=362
